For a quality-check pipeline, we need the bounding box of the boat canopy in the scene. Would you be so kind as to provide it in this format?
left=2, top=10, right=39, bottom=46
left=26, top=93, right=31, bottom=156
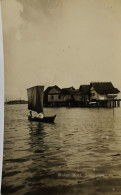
left=27, top=86, right=44, bottom=113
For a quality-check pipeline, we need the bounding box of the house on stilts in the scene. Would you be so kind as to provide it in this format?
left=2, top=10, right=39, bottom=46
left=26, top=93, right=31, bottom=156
left=44, top=82, right=120, bottom=108
left=89, top=82, right=120, bottom=107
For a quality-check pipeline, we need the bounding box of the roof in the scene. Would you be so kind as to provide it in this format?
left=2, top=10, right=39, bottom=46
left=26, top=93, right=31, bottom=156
left=62, top=87, right=75, bottom=90
left=90, top=82, right=120, bottom=95
left=79, top=85, right=90, bottom=93
left=44, top=85, right=61, bottom=94
left=62, top=87, right=75, bottom=95
left=72, top=89, right=82, bottom=96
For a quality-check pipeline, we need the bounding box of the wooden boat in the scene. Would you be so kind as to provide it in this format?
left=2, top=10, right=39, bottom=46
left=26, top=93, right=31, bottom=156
left=28, top=115, right=56, bottom=123
left=27, top=86, right=56, bottom=123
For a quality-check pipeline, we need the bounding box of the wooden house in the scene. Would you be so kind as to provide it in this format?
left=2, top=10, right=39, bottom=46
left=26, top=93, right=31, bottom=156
left=62, top=87, right=89, bottom=106
left=44, top=85, right=63, bottom=106
left=79, top=85, right=90, bottom=101
left=72, top=90, right=82, bottom=102
left=44, top=86, right=77, bottom=106
left=89, top=82, right=120, bottom=101
left=44, top=82, right=120, bottom=107
left=61, top=87, right=75, bottom=102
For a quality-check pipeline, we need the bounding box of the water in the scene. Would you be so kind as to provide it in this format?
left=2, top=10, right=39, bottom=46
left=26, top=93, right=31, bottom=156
left=2, top=105, right=121, bottom=194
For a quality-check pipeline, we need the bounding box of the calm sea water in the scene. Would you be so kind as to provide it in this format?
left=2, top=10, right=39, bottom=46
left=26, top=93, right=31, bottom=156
left=1, top=105, right=121, bottom=195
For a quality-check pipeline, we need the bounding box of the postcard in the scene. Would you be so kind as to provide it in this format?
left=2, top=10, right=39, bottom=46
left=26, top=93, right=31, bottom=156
left=1, top=0, right=121, bottom=194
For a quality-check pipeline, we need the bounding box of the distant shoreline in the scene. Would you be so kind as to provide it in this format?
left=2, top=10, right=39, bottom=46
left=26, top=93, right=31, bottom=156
left=5, top=100, right=28, bottom=105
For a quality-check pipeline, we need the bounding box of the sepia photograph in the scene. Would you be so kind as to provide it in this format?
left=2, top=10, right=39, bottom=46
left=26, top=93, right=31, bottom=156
left=1, top=0, right=121, bottom=194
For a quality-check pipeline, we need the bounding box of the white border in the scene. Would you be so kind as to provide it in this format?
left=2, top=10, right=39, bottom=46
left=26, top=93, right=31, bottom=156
left=0, top=0, right=4, bottom=193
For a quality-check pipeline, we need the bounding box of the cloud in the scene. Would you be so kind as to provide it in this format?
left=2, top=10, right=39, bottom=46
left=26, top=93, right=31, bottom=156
left=2, top=0, right=25, bottom=30
left=17, top=0, right=62, bottom=19
left=1, top=0, right=121, bottom=99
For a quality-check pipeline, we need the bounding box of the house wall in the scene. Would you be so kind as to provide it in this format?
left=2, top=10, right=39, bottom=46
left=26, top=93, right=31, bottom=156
left=48, top=87, right=62, bottom=102
left=63, top=94, right=72, bottom=101
left=90, top=87, right=107, bottom=101
left=81, top=94, right=89, bottom=101
left=48, top=94, right=72, bottom=102
left=73, top=93, right=89, bottom=101
left=48, top=93, right=90, bottom=102
left=73, top=94, right=81, bottom=101
left=85, top=95, right=89, bottom=100
left=48, top=87, right=72, bottom=102
left=98, top=94, right=107, bottom=100
left=48, top=94, right=63, bottom=102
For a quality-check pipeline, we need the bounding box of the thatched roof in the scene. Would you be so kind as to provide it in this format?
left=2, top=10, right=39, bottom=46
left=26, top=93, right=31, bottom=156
left=79, top=85, right=90, bottom=93
left=62, top=87, right=75, bottom=95
left=44, top=85, right=61, bottom=94
left=90, top=82, right=120, bottom=95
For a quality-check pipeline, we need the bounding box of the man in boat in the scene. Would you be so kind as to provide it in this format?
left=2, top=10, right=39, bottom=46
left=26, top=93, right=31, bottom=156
left=36, top=112, right=44, bottom=119
left=28, top=111, right=32, bottom=119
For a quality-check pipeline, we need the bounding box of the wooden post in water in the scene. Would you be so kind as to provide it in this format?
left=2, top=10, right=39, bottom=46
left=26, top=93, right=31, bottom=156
left=113, top=98, right=115, bottom=116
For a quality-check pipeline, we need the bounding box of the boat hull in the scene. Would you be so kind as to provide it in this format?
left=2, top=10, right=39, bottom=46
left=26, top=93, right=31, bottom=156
left=28, top=115, right=56, bottom=123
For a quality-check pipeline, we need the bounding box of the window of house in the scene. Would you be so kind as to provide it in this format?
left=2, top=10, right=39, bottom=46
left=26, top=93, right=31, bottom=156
left=58, top=95, right=61, bottom=99
left=51, top=95, right=54, bottom=100
left=92, top=93, right=95, bottom=96
left=82, top=95, right=85, bottom=100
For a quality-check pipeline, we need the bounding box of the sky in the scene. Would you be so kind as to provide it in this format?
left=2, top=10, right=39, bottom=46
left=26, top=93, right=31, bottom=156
left=1, top=0, right=121, bottom=100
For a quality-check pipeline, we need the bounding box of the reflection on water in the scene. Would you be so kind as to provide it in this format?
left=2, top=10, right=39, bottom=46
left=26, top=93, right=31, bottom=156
left=2, top=105, right=121, bottom=194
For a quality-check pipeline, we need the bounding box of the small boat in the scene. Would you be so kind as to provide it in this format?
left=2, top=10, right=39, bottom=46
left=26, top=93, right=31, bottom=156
left=28, top=115, right=56, bottom=123
left=27, top=86, right=56, bottom=123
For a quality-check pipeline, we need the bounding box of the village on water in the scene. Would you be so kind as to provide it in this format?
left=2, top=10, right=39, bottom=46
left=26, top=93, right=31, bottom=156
left=6, top=82, right=121, bottom=108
